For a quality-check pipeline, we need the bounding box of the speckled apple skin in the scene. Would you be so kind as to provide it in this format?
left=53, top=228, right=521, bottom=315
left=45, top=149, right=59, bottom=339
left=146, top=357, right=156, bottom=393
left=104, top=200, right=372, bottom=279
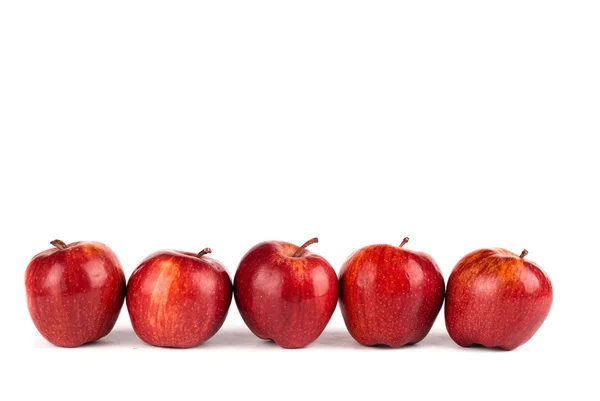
left=445, top=248, right=553, bottom=350
left=126, top=251, right=232, bottom=348
left=339, top=244, right=445, bottom=347
left=25, top=241, right=126, bottom=347
left=234, top=241, right=339, bottom=349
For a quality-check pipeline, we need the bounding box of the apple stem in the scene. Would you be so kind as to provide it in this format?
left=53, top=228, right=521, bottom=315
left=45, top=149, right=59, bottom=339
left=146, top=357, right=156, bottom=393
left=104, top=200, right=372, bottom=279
left=292, top=237, right=319, bottom=257
left=50, top=239, right=68, bottom=250
left=400, top=237, right=409, bottom=248
left=519, top=249, right=528, bottom=259
left=197, top=248, right=212, bottom=258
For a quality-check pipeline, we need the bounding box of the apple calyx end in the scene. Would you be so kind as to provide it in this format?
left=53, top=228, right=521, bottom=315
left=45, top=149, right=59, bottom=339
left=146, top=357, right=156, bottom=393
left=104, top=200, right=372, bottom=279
left=292, top=237, right=319, bottom=257
left=50, top=239, right=68, bottom=250
left=519, top=249, right=528, bottom=259
left=197, top=248, right=212, bottom=258
left=400, top=237, right=410, bottom=248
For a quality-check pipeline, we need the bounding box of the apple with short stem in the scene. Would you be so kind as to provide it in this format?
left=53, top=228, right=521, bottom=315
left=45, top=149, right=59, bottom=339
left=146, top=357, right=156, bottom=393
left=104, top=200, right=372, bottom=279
left=339, top=237, right=445, bottom=347
left=126, top=247, right=232, bottom=348
left=445, top=248, right=553, bottom=350
left=25, top=239, right=126, bottom=347
left=234, top=237, right=338, bottom=348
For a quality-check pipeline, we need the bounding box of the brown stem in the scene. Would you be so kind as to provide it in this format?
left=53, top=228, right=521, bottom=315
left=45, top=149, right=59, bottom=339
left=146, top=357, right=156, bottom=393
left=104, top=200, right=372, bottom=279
left=519, top=249, right=528, bottom=259
left=400, top=237, right=410, bottom=248
left=292, top=237, right=319, bottom=257
left=50, top=239, right=68, bottom=250
left=197, top=248, right=212, bottom=258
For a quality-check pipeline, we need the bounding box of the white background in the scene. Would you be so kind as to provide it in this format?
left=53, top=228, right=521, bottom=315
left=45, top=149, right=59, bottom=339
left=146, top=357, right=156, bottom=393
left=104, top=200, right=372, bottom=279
left=1, top=1, right=598, bottom=400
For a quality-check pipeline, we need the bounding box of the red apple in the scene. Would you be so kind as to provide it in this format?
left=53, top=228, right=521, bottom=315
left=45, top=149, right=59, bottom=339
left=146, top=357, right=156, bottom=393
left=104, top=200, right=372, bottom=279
left=25, top=240, right=126, bottom=347
left=234, top=237, right=338, bottom=348
left=445, top=248, right=553, bottom=350
left=126, top=248, right=232, bottom=348
left=339, top=238, right=445, bottom=347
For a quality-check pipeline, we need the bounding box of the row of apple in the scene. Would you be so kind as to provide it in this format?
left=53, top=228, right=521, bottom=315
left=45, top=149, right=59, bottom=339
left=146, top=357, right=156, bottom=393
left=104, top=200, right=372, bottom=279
left=25, top=237, right=553, bottom=350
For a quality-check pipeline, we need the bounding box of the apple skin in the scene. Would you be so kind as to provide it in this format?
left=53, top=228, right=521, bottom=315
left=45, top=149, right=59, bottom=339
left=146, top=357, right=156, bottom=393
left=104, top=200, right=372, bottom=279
left=126, top=249, right=232, bottom=348
left=339, top=241, right=445, bottom=347
left=445, top=248, right=553, bottom=350
left=25, top=240, right=126, bottom=347
left=234, top=239, right=338, bottom=349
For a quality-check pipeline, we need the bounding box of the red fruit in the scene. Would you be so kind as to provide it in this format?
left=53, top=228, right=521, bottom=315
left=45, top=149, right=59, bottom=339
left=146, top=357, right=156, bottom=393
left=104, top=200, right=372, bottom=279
left=445, top=248, right=553, bottom=350
left=126, top=248, right=232, bottom=348
left=339, top=238, right=445, bottom=347
left=25, top=240, right=126, bottom=347
left=234, top=238, right=338, bottom=349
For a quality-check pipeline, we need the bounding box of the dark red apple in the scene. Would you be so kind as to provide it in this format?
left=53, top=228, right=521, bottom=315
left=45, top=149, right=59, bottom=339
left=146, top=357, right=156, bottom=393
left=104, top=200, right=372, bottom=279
left=339, top=238, right=445, bottom=347
left=25, top=240, right=126, bottom=347
left=126, top=248, right=232, bottom=348
left=445, top=248, right=553, bottom=350
left=234, top=237, right=338, bottom=348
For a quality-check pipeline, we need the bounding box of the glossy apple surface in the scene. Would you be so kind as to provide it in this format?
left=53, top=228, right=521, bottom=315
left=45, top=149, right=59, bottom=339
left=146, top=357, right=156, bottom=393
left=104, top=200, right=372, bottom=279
left=445, top=248, right=553, bottom=350
left=339, top=238, right=445, bottom=347
left=126, top=248, right=232, bottom=348
left=234, top=238, right=338, bottom=348
left=25, top=240, right=126, bottom=347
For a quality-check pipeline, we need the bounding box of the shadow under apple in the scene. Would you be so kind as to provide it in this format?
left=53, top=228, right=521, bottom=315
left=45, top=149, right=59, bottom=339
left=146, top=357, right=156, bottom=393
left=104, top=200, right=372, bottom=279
left=34, top=327, right=509, bottom=352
